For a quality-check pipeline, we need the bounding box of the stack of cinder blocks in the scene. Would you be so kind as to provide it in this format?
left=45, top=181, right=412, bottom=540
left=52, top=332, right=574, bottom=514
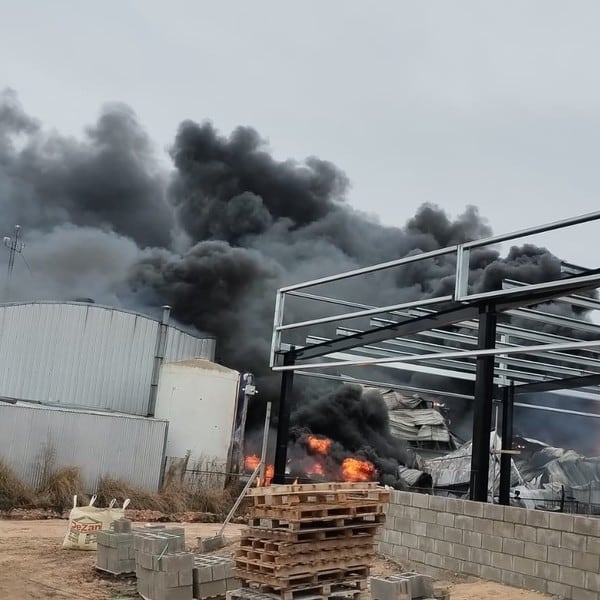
left=370, top=573, right=436, bottom=600
left=96, top=518, right=136, bottom=575
left=134, top=528, right=194, bottom=600
left=193, top=555, right=240, bottom=599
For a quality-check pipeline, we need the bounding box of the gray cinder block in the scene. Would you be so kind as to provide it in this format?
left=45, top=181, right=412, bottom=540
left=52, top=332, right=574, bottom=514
left=96, top=547, right=108, bottom=570
left=370, top=576, right=411, bottom=600
left=201, top=579, right=227, bottom=598
left=226, top=578, right=241, bottom=591
left=199, top=535, right=226, bottom=553
left=194, top=562, right=214, bottom=584
left=397, top=573, right=434, bottom=599
left=114, top=518, right=133, bottom=533
left=137, top=550, right=155, bottom=570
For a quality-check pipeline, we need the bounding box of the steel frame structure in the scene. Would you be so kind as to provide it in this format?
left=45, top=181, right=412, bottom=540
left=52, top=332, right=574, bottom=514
left=269, top=211, right=600, bottom=501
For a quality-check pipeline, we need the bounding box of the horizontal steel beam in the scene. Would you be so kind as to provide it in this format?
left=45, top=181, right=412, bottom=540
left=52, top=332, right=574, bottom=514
left=293, top=369, right=474, bottom=400
left=291, top=303, right=480, bottom=361
left=306, top=337, right=560, bottom=383
left=332, top=328, right=599, bottom=378
left=287, top=289, right=600, bottom=359
left=274, top=339, right=600, bottom=371
left=503, top=279, right=600, bottom=312
left=294, top=371, right=600, bottom=419
left=462, top=210, right=600, bottom=250
left=279, top=246, right=457, bottom=293
left=457, top=269, right=600, bottom=304
left=286, top=276, right=600, bottom=363
left=513, top=403, right=600, bottom=420
left=276, top=295, right=452, bottom=331
left=513, top=373, right=600, bottom=394
left=507, top=307, right=600, bottom=336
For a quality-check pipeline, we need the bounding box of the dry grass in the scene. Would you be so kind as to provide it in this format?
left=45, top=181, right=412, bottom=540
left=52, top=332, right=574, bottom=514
left=38, top=466, right=86, bottom=510
left=96, top=476, right=168, bottom=512
left=0, top=459, right=36, bottom=509
left=0, top=455, right=237, bottom=516
left=95, top=476, right=235, bottom=516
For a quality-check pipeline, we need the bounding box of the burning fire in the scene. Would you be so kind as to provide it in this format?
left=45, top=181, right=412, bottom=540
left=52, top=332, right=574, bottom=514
left=306, top=435, right=332, bottom=455
left=244, top=454, right=274, bottom=485
left=307, top=462, right=325, bottom=477
left=341, top=457, right=376, bottom=482
left=244, top=435, right=376, bottom=486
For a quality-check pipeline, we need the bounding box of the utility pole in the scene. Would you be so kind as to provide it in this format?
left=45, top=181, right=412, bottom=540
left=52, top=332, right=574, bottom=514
left=3, top=225, right=25, bottom=300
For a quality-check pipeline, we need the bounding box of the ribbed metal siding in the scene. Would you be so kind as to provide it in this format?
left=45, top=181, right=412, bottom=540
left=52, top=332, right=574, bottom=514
left=0, top=403, right=167, bottom=491
left=165, top=329, right=216, bottom=363
left=0, top=302, right=215, bottom=415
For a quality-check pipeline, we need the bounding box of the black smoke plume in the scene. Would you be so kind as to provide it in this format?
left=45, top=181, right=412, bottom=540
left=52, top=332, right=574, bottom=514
left=290, top=385, right=418, bottom=484
left=1, top=88, right=597, bottom=470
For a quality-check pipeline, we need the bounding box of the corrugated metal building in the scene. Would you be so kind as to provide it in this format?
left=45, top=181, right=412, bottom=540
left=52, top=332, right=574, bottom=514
left=0, top=302, right=215, bottom=415
left=0, top=402, right=168, bottom=490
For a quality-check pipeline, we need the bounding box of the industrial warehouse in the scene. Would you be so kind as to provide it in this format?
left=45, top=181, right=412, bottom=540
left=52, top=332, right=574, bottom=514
left=0, top=301, right=245, bottom=491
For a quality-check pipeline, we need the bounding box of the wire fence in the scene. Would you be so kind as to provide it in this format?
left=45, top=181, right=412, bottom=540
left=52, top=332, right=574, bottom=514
left=164, top=454, right=600, bottom=519
left=411, top=484, right=600, bottom=516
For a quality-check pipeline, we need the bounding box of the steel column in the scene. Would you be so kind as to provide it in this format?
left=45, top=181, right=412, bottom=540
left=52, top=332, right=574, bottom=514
left=499, top=381, right=515, bottom=505
left=273, top=351, right=295, bottom=484
left=469, top=304, right=497, bottom=502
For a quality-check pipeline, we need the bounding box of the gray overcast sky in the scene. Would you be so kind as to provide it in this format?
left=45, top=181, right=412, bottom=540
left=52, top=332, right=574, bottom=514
left=2, top=1, right=599, bottom=265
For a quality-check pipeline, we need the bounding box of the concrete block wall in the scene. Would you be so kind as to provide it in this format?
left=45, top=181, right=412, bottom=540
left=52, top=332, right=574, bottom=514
left=379, top=490, right=600, bottom=600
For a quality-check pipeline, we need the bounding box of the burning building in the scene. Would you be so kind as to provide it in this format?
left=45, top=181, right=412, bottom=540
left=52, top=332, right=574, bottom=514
left=3, top=90, right=600, bottom=503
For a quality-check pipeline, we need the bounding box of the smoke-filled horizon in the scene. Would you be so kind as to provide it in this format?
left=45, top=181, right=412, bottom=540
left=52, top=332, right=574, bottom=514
left=1, top=87, right=596, bottom=471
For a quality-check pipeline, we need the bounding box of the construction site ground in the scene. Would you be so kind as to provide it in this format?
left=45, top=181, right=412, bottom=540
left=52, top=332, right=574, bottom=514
left=0, top=519, right=551, bottom=600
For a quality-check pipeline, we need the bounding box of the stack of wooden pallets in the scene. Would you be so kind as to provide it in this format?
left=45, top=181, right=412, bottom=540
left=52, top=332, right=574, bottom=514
left=229, top=481, right=389, bottom=600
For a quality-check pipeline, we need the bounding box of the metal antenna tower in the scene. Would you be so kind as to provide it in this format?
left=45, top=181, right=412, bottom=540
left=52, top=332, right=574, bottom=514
left=3, top=225, right=25, bottom=298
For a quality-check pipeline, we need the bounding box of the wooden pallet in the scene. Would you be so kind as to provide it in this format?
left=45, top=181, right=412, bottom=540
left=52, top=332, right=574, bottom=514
left=239, top=535, right=375, bottom=556
left=247, top=514, right=385, bottom=532
left=242, top=522, right=381, bottom=543
left=227, top=581, right=366, bottom=600
left=238, top=541, right=375, bottom=564
left=249, top=500, right=385, bottom=522
left=247, top=482, right=379, bottom=496
left=249, top=485, right=389, bottom=507
left=234, top=565, right=370, bottom=591
left=95, top=565, right=135, bottom=578
left=235, top=547, right=375, bottom=568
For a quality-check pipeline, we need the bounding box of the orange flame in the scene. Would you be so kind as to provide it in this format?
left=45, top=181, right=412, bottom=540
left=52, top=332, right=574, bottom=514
left=341, top=457, right=376, bottom=482
left=307, top=462, right=325, bottom=477
left=244, top=454, right=274, bottom=485
left=245, top=454, right=260, bottom=470
left=306, top=435, right=332, bottom=456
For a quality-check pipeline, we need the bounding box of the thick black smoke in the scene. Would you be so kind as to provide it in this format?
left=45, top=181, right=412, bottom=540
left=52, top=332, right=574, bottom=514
left=290, top=384, right=418, bottom=483
left=1, top=88, right=596, bottom=467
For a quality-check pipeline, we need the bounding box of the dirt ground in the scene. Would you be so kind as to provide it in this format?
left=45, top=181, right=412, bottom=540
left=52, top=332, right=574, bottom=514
left=0, top=520, right=551, bottom=600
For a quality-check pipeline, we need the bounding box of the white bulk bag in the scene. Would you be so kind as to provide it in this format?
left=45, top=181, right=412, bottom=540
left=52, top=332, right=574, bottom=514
left=62, top=495, right=130, bottom=550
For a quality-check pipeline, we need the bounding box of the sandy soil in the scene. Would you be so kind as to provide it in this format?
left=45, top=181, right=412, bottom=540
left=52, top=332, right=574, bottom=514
left=0, top=520, right=550, bottom=600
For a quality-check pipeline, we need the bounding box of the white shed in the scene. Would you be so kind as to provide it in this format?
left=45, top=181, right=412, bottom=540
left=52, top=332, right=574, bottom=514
left=154, top=359, right=241, bottom=472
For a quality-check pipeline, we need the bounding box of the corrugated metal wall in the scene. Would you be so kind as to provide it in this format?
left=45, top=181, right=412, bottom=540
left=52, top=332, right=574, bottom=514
left=0, top=403, right=167, bottom=491
left=0, top=302, right=215, bottom=415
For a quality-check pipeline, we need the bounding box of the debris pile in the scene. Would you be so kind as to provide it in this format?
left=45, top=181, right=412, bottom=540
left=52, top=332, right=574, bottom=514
left=230, top=481, right=389, bottom=600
